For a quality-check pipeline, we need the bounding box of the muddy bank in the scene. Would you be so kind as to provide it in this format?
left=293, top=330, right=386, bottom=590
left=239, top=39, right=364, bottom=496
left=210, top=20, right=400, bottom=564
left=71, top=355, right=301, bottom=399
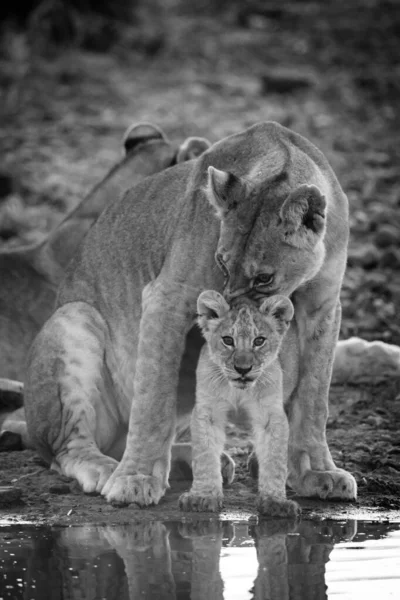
left=1, top=380, right=399, bottom=526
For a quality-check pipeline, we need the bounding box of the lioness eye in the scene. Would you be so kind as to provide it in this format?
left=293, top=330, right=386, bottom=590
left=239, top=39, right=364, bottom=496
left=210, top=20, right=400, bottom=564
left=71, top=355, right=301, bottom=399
left=254, top=273, right=274, bottom=287
left=222, top=336, right=235, bottom=347
left=253, top=337, right=266, bottom=347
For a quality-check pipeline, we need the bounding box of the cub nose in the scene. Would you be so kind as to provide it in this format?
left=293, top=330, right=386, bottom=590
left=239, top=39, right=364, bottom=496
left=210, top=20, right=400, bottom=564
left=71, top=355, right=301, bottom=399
left=234, top=365, right=252, bottom=376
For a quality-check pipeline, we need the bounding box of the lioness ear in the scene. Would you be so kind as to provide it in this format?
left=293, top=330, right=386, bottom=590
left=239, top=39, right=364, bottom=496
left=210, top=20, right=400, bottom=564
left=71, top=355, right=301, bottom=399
left=260, top=295, right=294, bottom=329
left=123, top=122, right=167, bottom=154
left=177, top=137, right=211, bottom=163
left=197, top=290, right=230, bottom=331
left=206, top=166, right=245, bottom=219
left=280, top=184, right=326, bottom=243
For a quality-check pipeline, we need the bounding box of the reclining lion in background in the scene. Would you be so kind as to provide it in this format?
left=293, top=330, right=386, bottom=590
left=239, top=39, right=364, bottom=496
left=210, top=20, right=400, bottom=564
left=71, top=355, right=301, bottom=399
left=23, top=121, right=358, bottom=510
left=0, top=123, right=210, bottom=383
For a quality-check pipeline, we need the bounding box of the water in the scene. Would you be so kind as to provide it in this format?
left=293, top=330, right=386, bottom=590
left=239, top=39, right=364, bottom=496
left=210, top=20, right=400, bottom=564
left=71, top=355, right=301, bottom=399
left=0, top=519, right=399, bottom=599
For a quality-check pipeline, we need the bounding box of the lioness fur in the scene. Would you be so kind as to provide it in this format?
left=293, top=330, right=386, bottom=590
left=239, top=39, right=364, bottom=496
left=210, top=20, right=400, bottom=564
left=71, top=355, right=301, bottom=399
left=24, top=121, right=357, bottom=506
left=179, top=291, right=301, bottom=517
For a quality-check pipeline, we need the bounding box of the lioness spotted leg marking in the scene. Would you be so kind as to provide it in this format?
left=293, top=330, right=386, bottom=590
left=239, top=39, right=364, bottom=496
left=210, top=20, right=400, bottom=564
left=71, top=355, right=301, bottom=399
left=25, top=302, right=118, bottom=493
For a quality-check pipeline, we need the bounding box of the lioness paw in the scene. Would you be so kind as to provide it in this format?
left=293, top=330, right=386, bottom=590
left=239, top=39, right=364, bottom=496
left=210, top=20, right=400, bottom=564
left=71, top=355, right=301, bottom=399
left=72, top=457, right=118, bottom=494
left=221, top=451, right=235, bottom=486
left=295, top=469, right=357, bottom=501
left=102, top=473, right=165, bottom=506
left=179, top=491, right=223, bottom=513
left=257, top=495, right=301, bottom=519
left=328, top=470, right=358, bottom=500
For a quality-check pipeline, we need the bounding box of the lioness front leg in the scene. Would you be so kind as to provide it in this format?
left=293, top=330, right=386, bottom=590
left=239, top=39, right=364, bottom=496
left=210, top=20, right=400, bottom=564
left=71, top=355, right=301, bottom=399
left=179, top=403, right=226, bottom=513
left=102, top=284, right=196, bottom=506
left=288, top=297, right=357, bottom=500
left=250, top=391, right=301, bottom=519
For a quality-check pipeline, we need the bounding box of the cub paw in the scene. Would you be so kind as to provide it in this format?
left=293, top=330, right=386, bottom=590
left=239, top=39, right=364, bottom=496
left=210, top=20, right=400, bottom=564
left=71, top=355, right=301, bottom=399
left=179, top=490, right=223, bottom=513
left=257, top=495, right=301, bottom=519
left=102, top=473, right=165, bottom=506
left=295, top=469, right=357, bottom=501
left=221, top=451, right=235, bottom=486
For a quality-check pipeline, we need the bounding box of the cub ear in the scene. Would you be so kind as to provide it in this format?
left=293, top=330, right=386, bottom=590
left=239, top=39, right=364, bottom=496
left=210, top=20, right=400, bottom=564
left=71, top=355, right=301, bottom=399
left=177, top=137, right=211, bottom=163
left=280, top=184, right=326, bottom=244
left=206, top=166, right=245, bottom=219
left=259, top=295, right=294, bottom=329
left=123, top=122, right=167, bottom=154
left=197, top=290, right=230, bottom=331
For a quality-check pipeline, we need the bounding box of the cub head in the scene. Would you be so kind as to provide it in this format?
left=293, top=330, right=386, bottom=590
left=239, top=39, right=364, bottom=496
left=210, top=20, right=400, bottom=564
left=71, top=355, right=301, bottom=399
left=197, top=290, right=294, bottom=390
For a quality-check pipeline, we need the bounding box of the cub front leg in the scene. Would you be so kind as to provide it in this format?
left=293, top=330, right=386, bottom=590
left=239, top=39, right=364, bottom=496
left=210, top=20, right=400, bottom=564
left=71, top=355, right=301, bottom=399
left=171, top=443, right=235, bottom=486
left=179, top=402, right=226, bottom=513
left=102, top=283, right=195, bottom=506
left=249, top=381, right=301, bottom=518
left=288, top=296, right=357, bottom=500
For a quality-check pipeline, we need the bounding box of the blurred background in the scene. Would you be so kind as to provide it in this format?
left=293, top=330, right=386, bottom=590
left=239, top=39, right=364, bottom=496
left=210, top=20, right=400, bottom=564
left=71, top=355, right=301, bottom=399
left=0, top=0, right=399, bottom=344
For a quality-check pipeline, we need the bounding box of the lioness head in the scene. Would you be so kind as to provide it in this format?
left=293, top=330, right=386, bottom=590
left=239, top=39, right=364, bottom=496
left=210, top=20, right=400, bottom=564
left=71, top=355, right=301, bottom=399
left=204, top=134, right=329, bottom=300
left=197, top=290, right=293, bottom=389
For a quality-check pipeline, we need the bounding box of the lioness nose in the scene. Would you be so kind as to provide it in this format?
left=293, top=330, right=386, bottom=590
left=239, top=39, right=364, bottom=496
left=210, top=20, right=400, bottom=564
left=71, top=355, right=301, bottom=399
left=234, top=365, right=252, bottom=376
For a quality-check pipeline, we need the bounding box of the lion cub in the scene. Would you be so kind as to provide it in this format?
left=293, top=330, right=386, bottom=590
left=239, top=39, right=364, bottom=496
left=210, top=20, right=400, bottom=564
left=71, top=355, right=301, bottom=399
left=179, top=290, right=301, bottom=518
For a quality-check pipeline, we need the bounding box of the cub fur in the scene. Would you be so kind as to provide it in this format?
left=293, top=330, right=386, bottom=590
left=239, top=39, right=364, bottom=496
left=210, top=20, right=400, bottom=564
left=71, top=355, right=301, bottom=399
left=179, top=291, right=301, bottom=517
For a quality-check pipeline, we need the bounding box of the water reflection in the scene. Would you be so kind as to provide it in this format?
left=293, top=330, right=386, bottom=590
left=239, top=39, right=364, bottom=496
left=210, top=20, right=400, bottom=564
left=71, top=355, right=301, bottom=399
left=0, top=519, right=399, bottom=599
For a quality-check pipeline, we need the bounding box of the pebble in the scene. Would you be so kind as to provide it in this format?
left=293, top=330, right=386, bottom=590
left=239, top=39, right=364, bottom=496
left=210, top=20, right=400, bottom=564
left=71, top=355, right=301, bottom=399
left=0, top=486, right=23, bottom=506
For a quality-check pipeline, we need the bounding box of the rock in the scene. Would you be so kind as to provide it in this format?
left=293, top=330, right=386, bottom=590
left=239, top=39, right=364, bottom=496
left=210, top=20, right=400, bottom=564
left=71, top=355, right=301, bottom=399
left=380, top=248, right=400, bottom=269
left=374, top=224, right=399, bottom=248
left=347, top=244, right=381, bottom=269
left=49, top=483, right=71, bottom=495
left=0, top=431, right=23, bottom=452
left=365, top=415, right=385, bottom=427
left=0, top=172, right=14, bottom=199
left=0, top=485, right=23, bottom=505
left=365, top=151, right=391, bottom=167
left=333, top=337, right=400, bottom=384
left=260, top=70, right=314, bottom=94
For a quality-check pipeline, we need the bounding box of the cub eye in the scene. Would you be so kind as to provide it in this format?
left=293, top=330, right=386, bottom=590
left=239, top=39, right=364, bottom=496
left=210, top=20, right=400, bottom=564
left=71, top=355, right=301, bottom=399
left=222, top=336, right=235, bottom=347
left=253, top=337, right=266, bottom=347
left=254, top=273, right=274, bottom=287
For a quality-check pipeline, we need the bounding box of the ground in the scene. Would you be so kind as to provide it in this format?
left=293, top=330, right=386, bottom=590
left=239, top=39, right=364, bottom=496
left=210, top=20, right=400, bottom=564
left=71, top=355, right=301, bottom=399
left=0, top=0, right=399, bottom=524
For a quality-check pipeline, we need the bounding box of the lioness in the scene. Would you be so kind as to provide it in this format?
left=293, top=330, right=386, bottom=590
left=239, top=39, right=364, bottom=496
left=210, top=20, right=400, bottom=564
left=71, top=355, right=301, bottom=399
left=24, top=121, right=357, bottom=505
left=0, top=123, right=210, bottom=382
left=179, top=290, right=301, bottom=517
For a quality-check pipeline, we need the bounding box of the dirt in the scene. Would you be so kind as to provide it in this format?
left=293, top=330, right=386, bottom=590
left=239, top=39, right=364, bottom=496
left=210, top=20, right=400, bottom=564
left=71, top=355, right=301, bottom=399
left=0, top=379, right=399, bottom=525
left=0, top=0, right=400, bottom=524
